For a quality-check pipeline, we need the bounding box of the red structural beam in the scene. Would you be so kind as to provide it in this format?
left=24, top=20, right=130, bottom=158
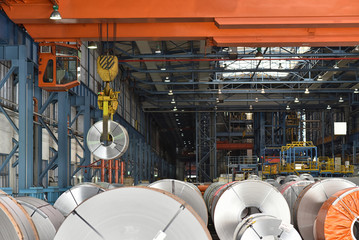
left=216, top=143, right=253, bottom=150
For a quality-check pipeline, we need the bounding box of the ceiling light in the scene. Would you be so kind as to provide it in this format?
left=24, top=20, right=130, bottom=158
left=261, top=87, right=265, bottom=94
left=171, top=98, right=176, bottom=104
left=218, top=89, right=222, bottom=94
left=327, top=105, right=331, bottom=110
left=168, top=90, right=173, bottom=96
left=294, top=97, right=299, bottom=103
left=164, top=76, right=170, bottom=83
left=88, top=41, right=97, bottom=49
left=176, top=119, right=179, bottom=121
left=255, top=97, right=258, bottom=103
left=173, top=106, right=177, bottom=111
left=249, top=105, right=253, bottom=110
left=317, top=75, right=323, bottom=81
left=161, top=67, right=166, bottom=71
left=255, top=47, right=264, bottom=59
left=216, top=97, right=219, bottom=103
left=304, top=88, right=310, bottom=94
left=339, top=97, right=344, bottom=103
left=50, top=5, right=62, bottom=20
left=286, top=105, right=290, bottom=110
left=355, top=89, right=359, bottom=94
left=181, top=133, right=184, bottom=137
left=334, top=64, right=339, bottom=69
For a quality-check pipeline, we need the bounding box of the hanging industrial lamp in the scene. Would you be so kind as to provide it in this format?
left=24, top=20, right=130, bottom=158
left=168, top=90, right=173, bottom=96
left=50, top=5, right=62, bottom=20
left=171, top=98, right=176, bottom=104
left=354, top=89, right=359, bottom=94
left=327, top=105, right=331, bottom=110
left=261, top=87, right=265, bottom=94
left=286, top=105, right=290, bottom=110
left=294, top=97, right=299, bottom=103
left=304, top=88, right=310, bottom=94
left=88, top=41, right=97, bottom=49
left=255, top=47, right=264, bottom=59
left=339, top=97, right=344, bottom=103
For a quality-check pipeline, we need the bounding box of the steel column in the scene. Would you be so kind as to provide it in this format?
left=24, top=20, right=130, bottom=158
left=57, top=92, right=70, bottom=188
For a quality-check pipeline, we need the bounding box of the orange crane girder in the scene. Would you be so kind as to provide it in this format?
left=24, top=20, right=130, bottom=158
left=2, top=0, right=359, bottom=45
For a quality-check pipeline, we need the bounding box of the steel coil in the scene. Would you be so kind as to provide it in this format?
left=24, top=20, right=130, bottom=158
left=16, top=196, right=65, bottom=240
left=0, top=192, right=39, bottom=240
left=284, top=175, right=300, bottom=183
left=54, top=187, right=211, bottom=240
left=203, top=182, right=223, bottom=210
left=87, top=120, right=129, bottom=160
left=314, top=186, right=359, bottom=240
left=265, top=179, right=281, bottom=188
left=278, top=180, right=313, bottom=223
left=233, top=213, right=301, bottom=240
left=299, top=173, right=315, bottom=181
left=148, top=179, right=208, bottom=225
left=213, top=180, right=291, bottom=240
left=54, top=183, right=105, bottom=216
left=276, top=176, right=286, bottom=185
left=293, top=178, right=356, bottom=240
left=210, top=181, right=237, bottom=219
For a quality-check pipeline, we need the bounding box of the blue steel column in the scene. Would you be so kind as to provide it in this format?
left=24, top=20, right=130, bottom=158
left=58, top=92, right=70, bottom=188
left=26, top=62, right=34, bottom=187
left=34, top=77, right=42, bottom=186
left=195, top=112, right=199, bottom=180
left=83, top=91, right=91, bottom=181
left=17, top=45, right=30, bottom=191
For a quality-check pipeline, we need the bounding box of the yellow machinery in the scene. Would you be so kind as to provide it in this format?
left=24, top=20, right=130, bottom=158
left=97, top=55, right=120, bottom=144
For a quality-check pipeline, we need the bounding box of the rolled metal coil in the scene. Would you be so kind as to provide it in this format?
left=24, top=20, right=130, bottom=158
left=17, top=196, right=65, bottom=240
left=248, top=174, right=261, bottom=180
left=265, top=179, right=281, bottom=188
left=284, top=175, right=300, bottom=183
left=185, top=182, right=202, bottom=195
left=213, top=180, right=291, bottom=240
left=233, top=213, right=301, bottom=240
left=95, top=182, right=124, bottom=189
left=210, top=181, right=238, bottom=219
left=87, top=120, right=129, bottom=160
left=276, top=176, right=286, bottom=185
left=299, top=173, right=315, bottom=182
left=0, top=191, right=39, bottom=240
left=54, top=187, right=211, bottom=240
left=278, top=180, right=313, bottom=224
left=293, top=178, right=356, bottom=240
left=148, top=179, right=208, bottom=225
left=203, top=182, right=223, bottom=210
left=54, top=182, right=105, bottom=216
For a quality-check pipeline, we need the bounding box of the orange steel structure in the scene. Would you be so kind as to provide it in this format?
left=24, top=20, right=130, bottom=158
left=2, top=0, right=359, bottom=46
left=82, top=159, right=124, bottom=184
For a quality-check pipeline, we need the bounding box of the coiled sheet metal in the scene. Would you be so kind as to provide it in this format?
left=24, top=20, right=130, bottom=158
left=314, top=186, right=359, bottom=240
left=233, top=213, right=301, bottom=240
left=17, top=196, right=65, bottom=240
left=54, top=183, right=105, bottom=216
left=54, top=187, right=211, bottom=240
left=284, top=175, right=300, bottom=183
left=148, top=179, right=208, bottom=225
left=210, top=181, right=237, bottom=219
left=265, top=179, right=280, bottom=188
left=293, top=178, right=356, bottom=240
left=278, top=180, right=313, bottom=223
left=95, top=182, right=124, bottom=189
left=203, top=182, right=223, bottom=210
left=213, top=180, right=291, bottom=240
left=87, top=120, right=129, bottom=160
left=299, top=173, right=315, bottom=181
left=0, top=191, right=39, bottom=240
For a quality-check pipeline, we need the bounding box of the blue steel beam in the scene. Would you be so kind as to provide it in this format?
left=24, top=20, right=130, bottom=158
left=17, top=45, right=29, bottom=191
left=38, top=117, right=58, bottom=144
left=0, top=141, right=19, bottom=174
left=26, top=62, right=34, bottom=188
left=34, top=79, right=43, bottom=186
left=39, top=152, right=58, bottom=181
left=57, top=91, right=70, bottom=188
left=0, top=65, right=15, bottom=90
left=0, top=104, right=19, bottom=133
left=38, top=92, right=56, bottom=114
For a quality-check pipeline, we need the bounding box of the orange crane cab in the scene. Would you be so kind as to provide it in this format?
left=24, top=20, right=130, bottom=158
left=38, top=43, right=81, bottom=91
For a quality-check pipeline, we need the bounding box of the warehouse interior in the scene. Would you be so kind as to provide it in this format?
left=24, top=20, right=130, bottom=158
left=1, top=1, right=359, bottom=239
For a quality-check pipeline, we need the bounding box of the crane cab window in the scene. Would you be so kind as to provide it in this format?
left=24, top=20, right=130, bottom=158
left=56, top=57, right=78, bottom=85
left=43, top=59, right=54, bottom=83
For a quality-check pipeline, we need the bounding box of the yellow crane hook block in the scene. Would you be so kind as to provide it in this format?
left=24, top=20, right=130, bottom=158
left=97, top=55, right=118, bottom=82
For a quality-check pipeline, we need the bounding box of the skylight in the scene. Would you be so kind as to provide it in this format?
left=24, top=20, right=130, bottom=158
left=220, top=47, right=311, bottom=80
